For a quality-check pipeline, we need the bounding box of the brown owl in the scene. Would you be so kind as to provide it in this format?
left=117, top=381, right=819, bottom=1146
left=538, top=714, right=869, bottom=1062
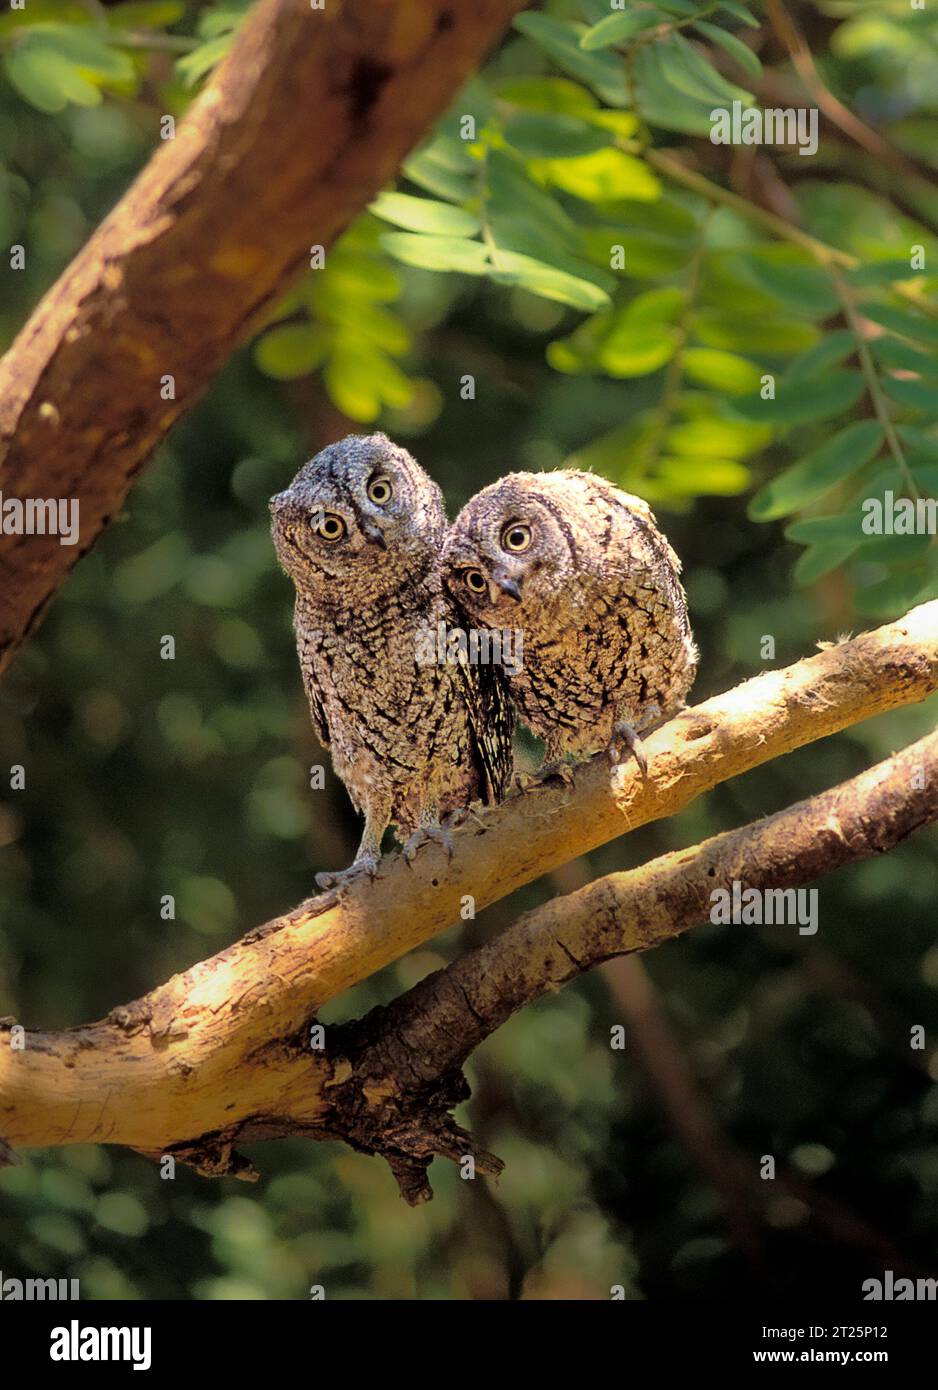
left=442, top=469, right=697, bottom=775
left=270, top=434, right=513, bottom=888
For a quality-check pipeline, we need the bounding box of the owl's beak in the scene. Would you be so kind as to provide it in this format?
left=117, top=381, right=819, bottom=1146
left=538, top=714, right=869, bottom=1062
left=362, top=521, right=388, bottom=550
left=492, top=566, right=523, bottom=601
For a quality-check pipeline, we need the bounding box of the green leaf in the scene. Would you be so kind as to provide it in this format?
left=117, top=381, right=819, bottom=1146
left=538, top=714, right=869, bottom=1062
left=860, top=303, right=938, bottom=347
left=748, top=421, right=884, bottom=521
left=106, top=2, right=185, bottom=27
left=719, top=2, right=760, bottom=28
left=338, top=302, right=410, bottom=354
left=29, top=23, right=135, bottom=81
left=622, top=287, right=686, bottom=324
left=490, top=249, right=612, bottom=312
left=794, top=541, right=861, bottom=587
left=596, top=322, right=679, bottom=377
left=656, top=456, right=751, bottom=495
left=655, top=33, right=752, bottom=107
left=854, top=569, right=932, bottom=619
left=494, top=76, right=598, bottom=113
left=847, top=258, right=924, bottom=287
left=5, top=41, right=98, bottom=111
left=693, top=20, right=762, bottom=78
left=564, top=413, right=663, bottom=477
left=593, top=194, right=698, bottom=239
left=402, top=136, right=475, bottom=203
left=579, top=9, right=666, bottom=50
left=512, top=13, right=631, bottom=106
left=196, top=0, right=252, bottom=39
left=873, top=337, right=938, bottom=378
left=504, top=111, right=611, bottom=159
left=883, top=377, right=938, bottom=413
left=379, top=233, right=490, bottom=275
left=489, top=213, right=613, bottom=292
left=4, top=23, right=135, bottom=110
left=254, top=324, right=329, bottom=381
left=4, top=43, right=73, bottom=112
left=858, top=531, right=932, bottom=564
left=309, top=252, right=401, bottom=305
left=900, top=428, right=938, bottom=461
left=486, top=151, right=576, bottom=246
left=693, top=311, right=819, bottom=355
left=682, top=348, right=762, bottom=394
left=536, top=147, right=661, bottom=203
left=666, top=417, right=770, bottom=459
left=323, top=347, right=381, bottom=423
left=784, top=330, right=856, bottom=381
left=722, top=246, right=838, bottom=319
left=581, top=227, right=694, bottom=277
left=547, top=310, right=615, bottom=374
left=785, top=511, right=862, bottom=546
left=729, top=372, right=865, bottom=424
left=632, top=43, right=716, bottom=137
left=369, top=192, right=480, bottom=237
left=176, top=34, right=233, bottom=86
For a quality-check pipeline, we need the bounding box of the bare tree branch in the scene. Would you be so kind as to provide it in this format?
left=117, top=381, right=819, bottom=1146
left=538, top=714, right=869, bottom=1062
left=325, top=724, right=938, bottom=1201
left=1, top=604, right=936, bottom=1191
left=0, top=0, right=526, bottom=673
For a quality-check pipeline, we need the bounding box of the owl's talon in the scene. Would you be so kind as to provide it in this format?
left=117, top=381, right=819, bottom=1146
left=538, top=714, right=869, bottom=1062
left=314, top=855, right=380, bottom=891
left=402, top=825, right=456, bottom=864
left=607, top=721, right=648, bottom=777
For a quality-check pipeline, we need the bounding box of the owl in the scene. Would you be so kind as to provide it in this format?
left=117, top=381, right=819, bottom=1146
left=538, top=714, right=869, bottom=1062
left=442, top=469, right=697, bottom=775
left=270, top=433, right=513, bottom=888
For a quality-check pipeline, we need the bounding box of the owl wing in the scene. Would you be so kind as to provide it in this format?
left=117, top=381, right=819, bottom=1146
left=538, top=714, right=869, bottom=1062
left=456, top=655, right=515, bottom=804
left=302, top=670, right=331, bottom=749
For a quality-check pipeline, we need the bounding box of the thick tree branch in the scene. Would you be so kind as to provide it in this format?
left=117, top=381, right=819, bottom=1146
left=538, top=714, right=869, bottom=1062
left=1, top=604, right=937, bottom=1185
left=332, top=725, right=938, bottom=1200
left=0, top=0, right=526, bottom=673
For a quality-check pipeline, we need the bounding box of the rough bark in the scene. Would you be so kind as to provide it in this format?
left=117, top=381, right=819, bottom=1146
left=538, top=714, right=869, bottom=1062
left=0, top=0, right=526, bottom=672
left=1, top=603, right=936, bottom=1189
left=322, top=725, right=938, bottom=1201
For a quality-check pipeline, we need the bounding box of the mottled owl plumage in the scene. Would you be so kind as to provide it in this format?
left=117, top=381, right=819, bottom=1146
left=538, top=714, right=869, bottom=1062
left=442, top=469, right=697, bottom=767
left=270, top=433, right=513, bottom=884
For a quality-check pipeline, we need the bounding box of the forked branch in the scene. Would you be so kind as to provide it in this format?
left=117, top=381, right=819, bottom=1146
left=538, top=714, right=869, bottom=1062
left=1, top=603, right=936, bottom=1195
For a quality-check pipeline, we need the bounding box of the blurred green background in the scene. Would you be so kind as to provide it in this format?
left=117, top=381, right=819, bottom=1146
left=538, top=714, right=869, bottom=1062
left=2, top=0, right=938, bottom=1299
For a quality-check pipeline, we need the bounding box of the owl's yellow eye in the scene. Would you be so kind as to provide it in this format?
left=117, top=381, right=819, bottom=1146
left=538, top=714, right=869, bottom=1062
left=367, top=477, right=393, bottom=505
left=464, top=568, right=488, bottom=595
left=501, top=522, right=532, bottom=553
left=316, top=513, right=346, bottom=541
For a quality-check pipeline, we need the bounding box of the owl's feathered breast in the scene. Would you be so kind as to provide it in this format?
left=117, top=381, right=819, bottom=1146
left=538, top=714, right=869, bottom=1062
left=294, top=586, right=511, bottom=830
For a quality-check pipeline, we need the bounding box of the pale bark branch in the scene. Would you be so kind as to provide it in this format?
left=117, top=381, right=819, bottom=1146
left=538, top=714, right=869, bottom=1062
left=1, top=603, right=937, bottom=1194
left=0, top=0, right=526, bottom=672
left=338, top=725, right=937, bottom=1200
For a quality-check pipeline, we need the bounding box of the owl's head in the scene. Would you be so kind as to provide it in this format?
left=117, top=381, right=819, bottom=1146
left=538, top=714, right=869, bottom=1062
left=269, top=433, right=446, bottom=594
left=443, top=472, right=580, bottom=621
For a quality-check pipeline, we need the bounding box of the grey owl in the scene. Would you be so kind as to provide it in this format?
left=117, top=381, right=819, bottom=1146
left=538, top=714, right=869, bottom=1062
left=270, top=433, right=513, bottom=887
left=442, top=469, right=697, bottom=773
